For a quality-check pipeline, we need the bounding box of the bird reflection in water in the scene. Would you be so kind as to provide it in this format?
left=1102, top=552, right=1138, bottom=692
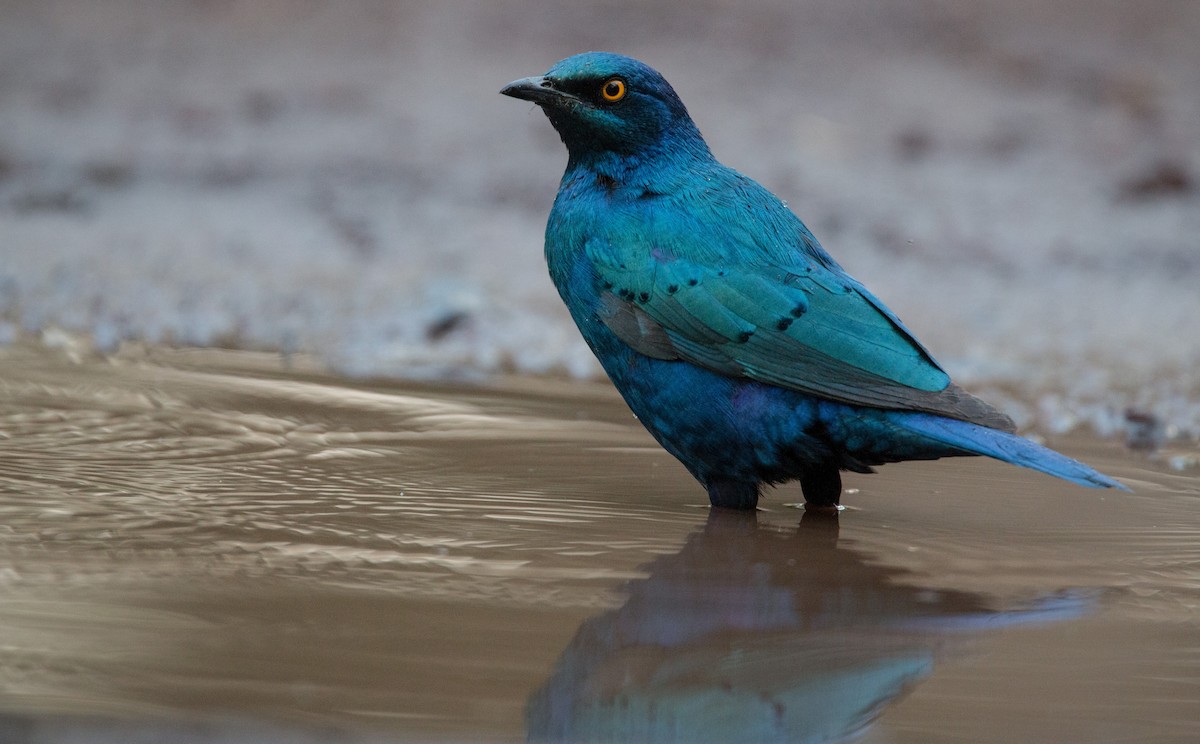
left=527, top=510, right=1089, bottom=742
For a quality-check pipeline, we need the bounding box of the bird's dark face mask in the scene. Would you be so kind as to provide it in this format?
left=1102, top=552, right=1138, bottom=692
left=501, top=52, right=694, bottom=159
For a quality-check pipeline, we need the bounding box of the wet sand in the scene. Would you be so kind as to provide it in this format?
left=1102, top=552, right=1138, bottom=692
left=0, top=344, right=1196, bottom=742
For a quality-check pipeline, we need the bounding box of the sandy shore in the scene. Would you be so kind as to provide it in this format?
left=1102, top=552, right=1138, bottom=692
left=1, top=0, right=1198, bottom=442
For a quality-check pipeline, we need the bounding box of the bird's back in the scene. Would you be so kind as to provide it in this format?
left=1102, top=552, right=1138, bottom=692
left=545, top=157, right=1014, bottom=432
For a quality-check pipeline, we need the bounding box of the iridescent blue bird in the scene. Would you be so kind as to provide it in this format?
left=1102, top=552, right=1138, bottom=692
left=501, top=52, right=1125, bottom=510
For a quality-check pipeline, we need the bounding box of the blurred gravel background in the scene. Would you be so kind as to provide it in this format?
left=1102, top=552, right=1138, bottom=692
left=1, top=0, right=1197, bottom=439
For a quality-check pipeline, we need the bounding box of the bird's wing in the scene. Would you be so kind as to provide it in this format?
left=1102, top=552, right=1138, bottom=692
left=589, top=233, right=1014, bottom=431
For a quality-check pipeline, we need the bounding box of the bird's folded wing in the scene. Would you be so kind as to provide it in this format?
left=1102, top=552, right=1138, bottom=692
left=592, top=245, right=1014, bottom=431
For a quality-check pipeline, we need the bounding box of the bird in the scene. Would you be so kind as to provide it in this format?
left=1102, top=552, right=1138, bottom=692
left=500, top=52, right=1126, bottom=510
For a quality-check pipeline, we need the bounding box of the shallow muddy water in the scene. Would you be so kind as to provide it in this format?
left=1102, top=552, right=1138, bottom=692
left=0, top=344, right=1196, bottom=743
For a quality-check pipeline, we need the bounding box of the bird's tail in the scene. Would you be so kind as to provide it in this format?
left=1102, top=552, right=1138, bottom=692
left=896, top=412, right=1128, bottom=490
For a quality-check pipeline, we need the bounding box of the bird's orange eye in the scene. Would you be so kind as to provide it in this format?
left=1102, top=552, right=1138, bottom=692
left=600, top=78, right=626, bottom=102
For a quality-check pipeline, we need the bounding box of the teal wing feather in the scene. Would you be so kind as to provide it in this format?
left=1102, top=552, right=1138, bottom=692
left=587, top=185, right=1014, bottom=431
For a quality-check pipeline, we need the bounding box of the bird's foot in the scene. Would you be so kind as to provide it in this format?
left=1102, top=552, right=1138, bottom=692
left=705, top=480, right=760, bottom=510
left=799, top=466, right=843, bottom=513
left=801, top=502, right=842, bottom=518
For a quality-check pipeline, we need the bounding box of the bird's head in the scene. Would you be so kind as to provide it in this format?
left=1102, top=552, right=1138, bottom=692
left=501, top=52, right=708, bottom=164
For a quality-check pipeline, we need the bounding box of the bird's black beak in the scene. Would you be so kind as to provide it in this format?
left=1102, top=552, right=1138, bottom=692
left=500, top=76, right=575, bottom=106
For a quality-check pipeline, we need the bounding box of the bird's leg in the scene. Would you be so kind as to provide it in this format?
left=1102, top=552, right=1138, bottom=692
left=800, top=466, right=842, bottom=513
left=705, top=479, right=760, bottom=510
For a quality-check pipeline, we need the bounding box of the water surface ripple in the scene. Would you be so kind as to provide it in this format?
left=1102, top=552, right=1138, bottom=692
left=0, top=345, right=1196, bottom=742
